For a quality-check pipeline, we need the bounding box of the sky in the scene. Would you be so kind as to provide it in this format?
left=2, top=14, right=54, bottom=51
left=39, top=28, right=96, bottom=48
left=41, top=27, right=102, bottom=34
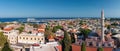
left=0, top=0, right=120, bottom=17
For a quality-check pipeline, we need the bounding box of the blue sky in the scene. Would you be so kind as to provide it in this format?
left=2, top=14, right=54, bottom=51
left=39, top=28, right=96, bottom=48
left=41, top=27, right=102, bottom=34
left=0, top=0, right=120, bottom=17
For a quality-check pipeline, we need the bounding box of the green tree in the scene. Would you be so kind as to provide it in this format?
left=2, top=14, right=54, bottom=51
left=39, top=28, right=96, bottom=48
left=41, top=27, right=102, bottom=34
left=52, top=25, right=62, bottom=33
left=0, top=32, right=7, bottom=46
left=107, top=25, right=111, bottom=30
left=16, top=27, right=24, bottom=33
left=45, top=25, right=50, bottom=31
left=81, top=42, right=86, bottom=51
left=97, top=47, right=104, bottom=51
left=80, top=29, right=91, bottom=40
left=62, top=31, right=71, bottom=51
left=79, top=20, right=83, bottom=25
left=1, top=42, right=12, bottom=51
left=44, top=28, right=55, bottom=42
left=70, top=33, right=75, bottom=43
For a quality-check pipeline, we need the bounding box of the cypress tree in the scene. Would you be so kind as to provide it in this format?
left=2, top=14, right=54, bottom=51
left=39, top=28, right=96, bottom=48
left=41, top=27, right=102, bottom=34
left=81, top=42, right=86, bottom=51
left=70, top=33, right=75, bottom=43
left=62, top=31, right=71, bottom=51
left=97, top=47, right=104, bottom=51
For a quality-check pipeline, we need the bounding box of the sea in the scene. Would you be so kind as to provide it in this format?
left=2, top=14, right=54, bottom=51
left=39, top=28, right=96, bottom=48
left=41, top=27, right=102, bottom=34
left=0, top=17, right=78, bottom=22
left=0, top=17, right=102, bottom=22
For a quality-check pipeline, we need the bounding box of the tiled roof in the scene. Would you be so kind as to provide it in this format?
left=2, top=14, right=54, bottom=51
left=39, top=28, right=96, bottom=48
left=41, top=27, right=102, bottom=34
left=4, top=27, right=13, bottom=31
left=38, top=29, right=45, bottom=32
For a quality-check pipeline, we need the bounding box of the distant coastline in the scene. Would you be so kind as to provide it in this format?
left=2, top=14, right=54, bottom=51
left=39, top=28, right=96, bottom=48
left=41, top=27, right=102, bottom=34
left=0, top=17, right=120, bottom=22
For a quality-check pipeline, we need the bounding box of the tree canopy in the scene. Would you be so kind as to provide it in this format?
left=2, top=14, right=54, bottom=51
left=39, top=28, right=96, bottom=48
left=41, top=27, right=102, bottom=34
left=16, top=27, right=24, bottom=33
left=97, top=47, right=104, bottom=51
left=44, top=27, right=55, bottom=42
left=79, top=20, right=84, bottom=25
left=0, top=32, right=8, bottom=51
left=1, top=42, right=12, bottom=51
left=106, top=25, right=111, bottom=30
left=0, top=32, right=7, bottom=46
left=80, top=29, right=91, bottom=40
left=52, top=25, right=62, bottom=33
left=45, top=30, right=55, bottom=39
left=70, top=33, right=75, bottom=43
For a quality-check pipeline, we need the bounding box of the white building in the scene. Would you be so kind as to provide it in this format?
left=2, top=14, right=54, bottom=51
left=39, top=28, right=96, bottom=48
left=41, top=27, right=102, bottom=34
left=3, top=30, right=19, bottom=44
left=30, top=42, right=61, bottom=51
left=18, top=32, right=45, bottom=44
left=8, top=30, right=19, bottom=44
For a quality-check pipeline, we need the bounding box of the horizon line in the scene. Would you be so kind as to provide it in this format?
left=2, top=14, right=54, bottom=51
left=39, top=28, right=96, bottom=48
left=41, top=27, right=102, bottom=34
left=0, top=16, right=120, bottom=17
left=0, top=17, right=120, bottom=18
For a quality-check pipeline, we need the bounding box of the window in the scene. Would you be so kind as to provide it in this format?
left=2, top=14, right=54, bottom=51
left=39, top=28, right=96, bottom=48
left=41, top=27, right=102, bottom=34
left=102, top=44, right=104, bottom=47
left=39, top=41, right=41, bottom=43
left=89, top=42, right=93, bottom=46
left=34, top=38, right=36, bottom=40
left=20, top=37, right=21, bottom=39
left=38, top=38, right=40, bottom=40
left=31, top=38, right=32, bottom=40
left=23, top=37, right=25, bottom=39
left=26, top=38, right=28, bottom=40
left=108, top=44, right=111, bottom=46
left=41, top=38, right=43, bottom=40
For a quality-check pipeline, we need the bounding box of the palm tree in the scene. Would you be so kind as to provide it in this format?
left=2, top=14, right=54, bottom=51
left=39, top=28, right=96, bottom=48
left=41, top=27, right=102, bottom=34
left=80, top=29, right=91, bottom=40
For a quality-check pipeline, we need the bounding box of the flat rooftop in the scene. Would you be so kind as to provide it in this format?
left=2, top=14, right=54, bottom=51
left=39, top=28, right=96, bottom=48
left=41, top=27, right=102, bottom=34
left=30, top=46, right=56, bottom=51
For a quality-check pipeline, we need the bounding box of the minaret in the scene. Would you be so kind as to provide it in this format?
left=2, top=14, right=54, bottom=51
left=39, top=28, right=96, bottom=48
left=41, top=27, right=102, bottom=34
left=101, top=10, right=105, bottom=42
